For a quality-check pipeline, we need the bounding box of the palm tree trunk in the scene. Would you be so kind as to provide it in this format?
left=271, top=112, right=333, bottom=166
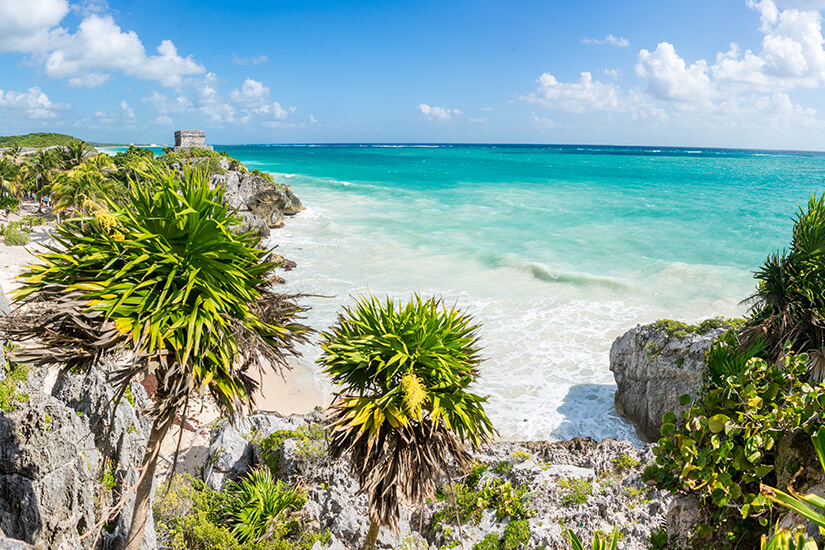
left=361, top=518, right=380, bottom=550
left=123, top=414, right=173, bottom=550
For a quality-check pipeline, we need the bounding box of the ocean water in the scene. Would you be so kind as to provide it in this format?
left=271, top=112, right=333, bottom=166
left=114, top=144, right=825, bottom=443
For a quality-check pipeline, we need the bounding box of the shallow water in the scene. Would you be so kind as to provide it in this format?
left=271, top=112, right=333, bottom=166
left=160, top=145, right=825, bottom=442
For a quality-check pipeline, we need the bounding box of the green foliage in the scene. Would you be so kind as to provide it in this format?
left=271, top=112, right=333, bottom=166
left=493, top=461, right=514, bottom=475
left=102, top=459, right=117, bottom=491
left=760, top=528, right=818, bottom=550
left=647, top=525, right=673, bottom=550
left=564, top=526, right=619, bottom=550
left=558, top=478, right=592, bottom=507
left=124, top=385, right=135, bottom=407
left=511, top=451, right=531, bottom=462
left=644, top=341, right=825, bottom=549
left=762, top=427, right=825, bottom=534
left=0, top=196, right=20, bottom=211
left=473, top=534, right=501, bottom=550
left=613, top=453, right=641, bottom=471
left=434, top=477, right=531, bottom=529
left=222, top=469, right=307, bottom=543
left=746, top=192, right=825, bottom=360
left=259, top=423, right=327, bottom=475
left=0, top=354, right=30, bottom=412
left=321, top=294, right=495, bottom=447
left=501, top=518, right=531, bottom=549
left=154, top=473, right=327, bottom=550
left=0, top=133, right=92, bottom=149
left=3, top=226, right=30, bottom=246
left=251, top=169, right=276, bottom=184
left=654, top=317, right=743, bottom=339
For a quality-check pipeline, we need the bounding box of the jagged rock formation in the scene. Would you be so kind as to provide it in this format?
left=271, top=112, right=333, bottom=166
left=0, top=362, right=155, bottom=550
left=610, top=321, right=729, bottom=443
left=211, top=164, right=304, bottom=231
left=205, top=413, right=670, bottom=550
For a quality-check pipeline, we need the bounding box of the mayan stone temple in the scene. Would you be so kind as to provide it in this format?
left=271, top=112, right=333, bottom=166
left=170, top=129, right=213, bottom=152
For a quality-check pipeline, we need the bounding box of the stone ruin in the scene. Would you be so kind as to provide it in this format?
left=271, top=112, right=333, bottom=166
left=170, top=129, right=213, bottom=152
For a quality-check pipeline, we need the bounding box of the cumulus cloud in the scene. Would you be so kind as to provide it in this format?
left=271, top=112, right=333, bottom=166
left=522, top=72, right=627, bottom=112
left=469, top=117, right=488, bottom=123
left=530, top=113, right=558, bottom=129
left=119, top=100, right=135, bottom=119
left=40, top=15, right=205, bottom=87
left=582, top=34, right=630, bottom=47
left=710, top=0, right=825, bottom=89
left=142, top=91, right=192, bottom=114
left=232, top=54, right=269, bottom=65
left=0, top=0, right=69, bottom=52
left=0, top=86, right=65, bottom=119
left=418, top=103, right=462, bottom=121
left=636, top=42, right=715, bottom=101
left=230, top=78, right=270, bottom=106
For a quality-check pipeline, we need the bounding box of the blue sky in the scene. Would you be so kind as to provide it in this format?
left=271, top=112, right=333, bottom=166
left=2, top=0, right=825, bottom=149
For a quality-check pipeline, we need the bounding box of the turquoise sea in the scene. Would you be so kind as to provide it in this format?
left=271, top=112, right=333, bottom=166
left=106, top=144, right=825, bottom=442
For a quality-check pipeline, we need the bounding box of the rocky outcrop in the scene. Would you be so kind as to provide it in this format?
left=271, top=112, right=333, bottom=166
left=610, top=321, right=729, bottom=443
left=0, top=362, right=155, bottom=550
left=205, top=413, right=670, bottom=550
left=211, top=167, right=304, bottom=231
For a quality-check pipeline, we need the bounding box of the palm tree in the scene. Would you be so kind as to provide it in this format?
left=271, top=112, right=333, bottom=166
left=30, top=148, right=55, bottom=209
left=59, top=139, right=87, bottom=170
left=51, top=162, right=123, bottom=216
left=744, top=192, right=825, bottom=381
left=0, top=167, right=311, bottom=550
left=319, top=294, right=496, bottom=550
left=0, top=158, right=20, bottom=197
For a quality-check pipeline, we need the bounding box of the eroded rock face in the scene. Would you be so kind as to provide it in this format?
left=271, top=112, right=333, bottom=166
left=210, top=171, right=304, bottom=227
left=610, top=322, right=728, bottom=443
left=205, top=414, right=670, bottom=550
left=0, top=364, right=155, bottom=550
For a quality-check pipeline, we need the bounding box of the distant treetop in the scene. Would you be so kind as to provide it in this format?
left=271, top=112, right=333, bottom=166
left=0, top=133, right=94, bottom=151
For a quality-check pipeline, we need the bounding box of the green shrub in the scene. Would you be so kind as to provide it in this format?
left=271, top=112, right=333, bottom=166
left=501, top=518, right=530, bottom=549
left=3, top=227, right=29, bottom=246
left=0, top=356, right=30, bottom=413
left=558, top=478, right=592, bottom=507
left=259, top=423, right=327, bottom=475
left=473, top=533, right=501, bottom=550
left=222, top=469, right=307, bottom=543
left=643, top=341, right=825, bottom=549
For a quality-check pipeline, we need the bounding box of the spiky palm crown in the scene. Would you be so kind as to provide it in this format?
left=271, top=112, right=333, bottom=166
left=1, top=167, right=310, bottom=425
left=319, top=294, right=495, bottom=530
left=746, top=193, right=825, bottom=366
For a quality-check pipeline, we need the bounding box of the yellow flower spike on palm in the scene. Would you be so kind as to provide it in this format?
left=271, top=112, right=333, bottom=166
left=400, top=371, right=426, bottom=419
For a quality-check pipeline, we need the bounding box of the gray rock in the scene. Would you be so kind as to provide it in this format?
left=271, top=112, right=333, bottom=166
left=0, top=537, right=33, bottom=549
left=233, top=211, right=271, bottom=240
left=210, top=170, right=304, bottom=223
left=610, top=322, right=728, bottom=442
left=203, top=413, right=311, bottom=491
left=0, top=364, right=155, bottom=550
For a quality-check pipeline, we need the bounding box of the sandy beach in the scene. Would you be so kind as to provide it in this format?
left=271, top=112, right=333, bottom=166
left=0, top=203, right=327, bottom=477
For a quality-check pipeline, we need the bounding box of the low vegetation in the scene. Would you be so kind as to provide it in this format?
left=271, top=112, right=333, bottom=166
left=0, top=132, right=94, bottom=150
left=153, top=473, right=329, bottom=550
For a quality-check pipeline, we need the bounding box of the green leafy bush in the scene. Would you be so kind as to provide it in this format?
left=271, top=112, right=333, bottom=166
left=501, top=518, right=531, bottom=549
left=558, top=478, right=592, bottom=507
left=3, top=227, right=29, bottom=246
left=222, top=469, right=307, bottom=543
left=643, top=339, right=825, bottom=548
left=259, top=423, right=327, bottom=476
left=154, top=473, right=327, bottom=550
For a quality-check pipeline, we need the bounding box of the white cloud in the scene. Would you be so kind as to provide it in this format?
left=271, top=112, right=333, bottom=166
left=635, top=42, right=715, bottom=101
left=469, top=117, right=488, bottom=123
left=142, top=91, right=192, bottom=114
left=232, top=54, right=269, bottom=65
left=40, top=15, right=205, bottom=87
left=418, top=103, right=462, bottom=121
left=153, top=115, right=173, bottom=126
left=710, top=0, right=825, bottom=89
left=119, top=100, right=135, bottom=119
left=530, top=113, right=559, bottom=129
left=230, top=78, right=270, bottom=106
left=582, top=34, right=630, bottom=47
left=0, top=86, right=65, bottom=119
left=522, top=72, right=627, bottom=112
left=480, top=106, right=493, bottom=111
left=602, top=68, right=621, bottom=78
left=0, top=0, right=69, bottom=52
